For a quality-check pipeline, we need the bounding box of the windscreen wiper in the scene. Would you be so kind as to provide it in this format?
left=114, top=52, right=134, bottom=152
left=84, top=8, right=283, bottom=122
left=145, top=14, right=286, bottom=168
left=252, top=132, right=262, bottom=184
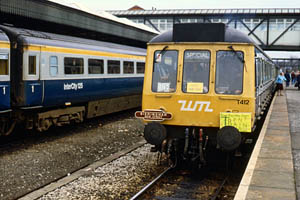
left=228, top=45, right=245, bottom=64
left=154, top=45, right=169, bottom=63
left=228, top=45, right=247, bottom=72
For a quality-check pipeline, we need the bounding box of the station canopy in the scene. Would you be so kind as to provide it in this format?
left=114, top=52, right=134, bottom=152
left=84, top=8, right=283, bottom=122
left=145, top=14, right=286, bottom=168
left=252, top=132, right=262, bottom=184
left=0, top=0, right=158, bottom=47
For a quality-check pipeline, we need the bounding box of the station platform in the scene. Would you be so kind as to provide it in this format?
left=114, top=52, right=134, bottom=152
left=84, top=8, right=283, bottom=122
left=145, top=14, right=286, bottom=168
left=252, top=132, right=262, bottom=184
left=234, top=87, right=300, bottom=200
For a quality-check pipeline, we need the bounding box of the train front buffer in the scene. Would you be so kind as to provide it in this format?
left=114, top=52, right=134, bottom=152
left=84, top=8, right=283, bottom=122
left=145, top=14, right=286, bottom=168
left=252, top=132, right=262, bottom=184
left=136, top=94, right=255, bottom=151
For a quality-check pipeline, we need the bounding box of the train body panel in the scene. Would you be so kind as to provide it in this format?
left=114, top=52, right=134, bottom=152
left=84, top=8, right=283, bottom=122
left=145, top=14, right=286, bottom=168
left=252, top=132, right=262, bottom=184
left=42, top=77, right=143, bottom=107
left=17, top=38, right=145, bottom=108
left=0, top=81, right=10, bottom=111
left=23, top=80, right=43, bottom=107
left=142, top=43, right=256, bottom=128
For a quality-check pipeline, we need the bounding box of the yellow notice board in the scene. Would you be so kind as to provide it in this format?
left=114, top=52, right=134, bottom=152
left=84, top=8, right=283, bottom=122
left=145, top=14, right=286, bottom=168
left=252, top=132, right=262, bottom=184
left=220, top=112, right=252, bottom=132
left=187, top=82, right=203, bottom=93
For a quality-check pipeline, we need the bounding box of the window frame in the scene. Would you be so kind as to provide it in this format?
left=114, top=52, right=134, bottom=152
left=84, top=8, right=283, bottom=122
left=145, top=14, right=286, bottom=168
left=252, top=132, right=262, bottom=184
left=215, top=50, right=244, bottom=95
left=88, top=58, right=104, bottom=75
left=64, top=57, right=84, bottom=75
left=107, top=60, right=121, bottom=74
left=123, top=61, right=134, bottom=74
left=0, top=53, right=9, bottom=76
left=182, top=49, right=211, bottom=94
left=28, top=55, right=37, bottom=75
left=49, top=56, right=58, bottom=77
left=151, top=50, right=178, bottom=93
left=136, top=62, right=145, bottom=74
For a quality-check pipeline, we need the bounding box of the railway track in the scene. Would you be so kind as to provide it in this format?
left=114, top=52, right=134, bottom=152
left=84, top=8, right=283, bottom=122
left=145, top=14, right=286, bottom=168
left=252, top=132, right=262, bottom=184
left=0, top=108, right=145, bottom=200
left=130, top=167, right=173, bottom=200
left=130, top=153, right=247, bottom=200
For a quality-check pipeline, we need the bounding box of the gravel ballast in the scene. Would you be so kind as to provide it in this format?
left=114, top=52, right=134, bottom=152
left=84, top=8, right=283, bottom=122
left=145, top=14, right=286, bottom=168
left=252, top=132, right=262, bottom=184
left=39, top=144, right=167, bottom=200
left=0, top=110, right=146, bottom=200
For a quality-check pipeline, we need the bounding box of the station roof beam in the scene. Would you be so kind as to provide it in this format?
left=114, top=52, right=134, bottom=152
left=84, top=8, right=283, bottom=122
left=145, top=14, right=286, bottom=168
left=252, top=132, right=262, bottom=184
left=110, top=8, right=300, bottom=51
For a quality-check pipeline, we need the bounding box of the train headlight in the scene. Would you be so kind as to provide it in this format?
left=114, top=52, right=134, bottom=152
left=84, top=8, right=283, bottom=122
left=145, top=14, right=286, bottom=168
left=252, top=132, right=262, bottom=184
left=217, top=126, right=241, bottom=151
left=144, top=122, right=167, bottom=145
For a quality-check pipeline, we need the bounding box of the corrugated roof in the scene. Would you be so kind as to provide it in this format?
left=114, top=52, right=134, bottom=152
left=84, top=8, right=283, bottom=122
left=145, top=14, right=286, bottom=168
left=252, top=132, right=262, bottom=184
left=109, top=8, right=300, bottom=16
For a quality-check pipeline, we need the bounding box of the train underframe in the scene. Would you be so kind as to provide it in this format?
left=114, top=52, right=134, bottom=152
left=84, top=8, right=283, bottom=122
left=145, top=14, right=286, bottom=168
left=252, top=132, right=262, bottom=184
left=0, top=95, right=141, bottom=136
left=145, top=123, right=256, bottom=168
left=0, top=112, right=16, bottom=136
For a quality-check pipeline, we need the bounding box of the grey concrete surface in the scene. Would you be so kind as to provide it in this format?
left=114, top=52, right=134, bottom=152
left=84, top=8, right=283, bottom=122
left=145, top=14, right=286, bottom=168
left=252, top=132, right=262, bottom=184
left=286, top=88, right=300, bottom=199
left=235, top=88, right=297, bottom=200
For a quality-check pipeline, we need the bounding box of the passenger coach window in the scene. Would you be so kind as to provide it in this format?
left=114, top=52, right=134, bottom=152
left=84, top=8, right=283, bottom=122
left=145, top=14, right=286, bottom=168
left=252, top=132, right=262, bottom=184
left=64, top=57, right=84, bottom=74
left=0, top=54, right=8, bottom=75
left=28, top=56, right=36, bottom=75
left=152, top=50, right=178, bottom=93
left=255, top=58, right=262, bottom=87
left=123, top=61, right=134, bottom=74
left=137, top=62, right=145, bottom=74
left=50, top=56, right=58, bottom=76
left=182, top=50, right=210, bottom=93
left=108, top=60, right=120, bottom=74
left=215, top=51, right=244, bottom=95
left=88, top=59, right=104, bottom=74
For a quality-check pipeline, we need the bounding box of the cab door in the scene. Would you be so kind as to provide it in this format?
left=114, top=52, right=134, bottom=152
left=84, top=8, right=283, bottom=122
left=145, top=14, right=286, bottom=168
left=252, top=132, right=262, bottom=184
left=24, top=51, right=43, bottom=107
left=255, top=58, right=262, bottom=114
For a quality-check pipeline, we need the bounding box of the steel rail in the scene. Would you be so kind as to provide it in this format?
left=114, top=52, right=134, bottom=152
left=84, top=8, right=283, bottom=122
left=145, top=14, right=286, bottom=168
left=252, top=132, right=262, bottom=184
left=210, top=176, right=228, bottom=200
left=129, top=167, right=172, bottom=200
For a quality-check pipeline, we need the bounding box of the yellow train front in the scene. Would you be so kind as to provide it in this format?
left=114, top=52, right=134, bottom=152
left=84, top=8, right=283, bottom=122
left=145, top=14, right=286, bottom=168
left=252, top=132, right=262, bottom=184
left=136, top=23, right=276, bottom=166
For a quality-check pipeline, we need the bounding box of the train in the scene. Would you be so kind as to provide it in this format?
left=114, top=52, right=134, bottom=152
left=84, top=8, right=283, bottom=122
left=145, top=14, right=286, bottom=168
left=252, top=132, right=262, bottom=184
left=0, top=25, right=146, bottom=135
left=135, top=23, right=277, bottom=167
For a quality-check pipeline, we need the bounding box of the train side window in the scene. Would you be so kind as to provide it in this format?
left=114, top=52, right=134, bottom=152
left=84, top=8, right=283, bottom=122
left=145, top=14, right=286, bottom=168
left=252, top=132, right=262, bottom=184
left=88, top=59, right=104, bottom=74
left=255, top=58, right=262, bottom=87
left=215, top=51, right=244, bottom=95
left=50, top=56, right=58, bottom=76
left=28, top=56, right=36, bottom=75
left=182, top=50, right=210, bottom=93
left=123, top=61, right=134, bottom=74
left=137, top=62, right=145, bottom=74
left=108, top=60, right=120, bottom=74
left=0, top=54, right=8, bottom=75
left=64, top=57, right=84, bottom=75
left=262, top=60, right=266, bottom=83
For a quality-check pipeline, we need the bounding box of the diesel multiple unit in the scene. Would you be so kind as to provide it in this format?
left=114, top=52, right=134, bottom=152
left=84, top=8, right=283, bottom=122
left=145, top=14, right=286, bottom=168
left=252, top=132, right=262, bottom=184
left=136, top=23, right=277, bottom=167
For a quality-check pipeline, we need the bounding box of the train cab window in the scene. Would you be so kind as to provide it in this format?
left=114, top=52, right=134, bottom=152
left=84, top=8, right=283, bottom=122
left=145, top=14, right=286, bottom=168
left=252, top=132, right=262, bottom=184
left=152, top=50, right=178, bottom=93
left=182, top=50, right=210, bottom=93
left=64, top=57, right=84, bottom=74
left=123, top=61, right=134, bottom=74
left=50, top=56, right=58, bottom=76
left=88, top=59, right=104, bottom=74
left=28, top=56, right=36, bottom=75
left=108, top=60, right=120, bottom=74
left=137, top=62, right=145, bottom=74
left=215, top=51, right=244, bottom=95
left=0, top=54, right=8, bottom=75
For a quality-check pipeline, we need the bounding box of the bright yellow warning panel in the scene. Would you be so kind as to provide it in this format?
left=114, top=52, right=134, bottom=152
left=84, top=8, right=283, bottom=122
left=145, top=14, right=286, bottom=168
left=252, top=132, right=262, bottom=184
left=187, top=82, right=203, bottom=93
left=220, top=112, right=252, bottom=133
